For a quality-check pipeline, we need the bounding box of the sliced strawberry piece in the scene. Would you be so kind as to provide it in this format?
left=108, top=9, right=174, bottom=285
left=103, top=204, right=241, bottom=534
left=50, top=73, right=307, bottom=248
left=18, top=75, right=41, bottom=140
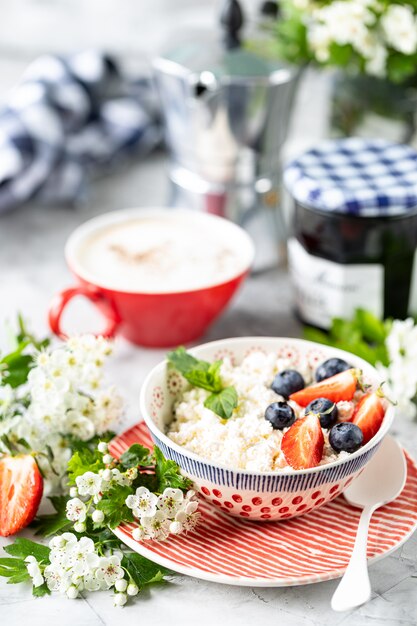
left=352, top=392, right=385, bottom=445
left=0, top=455, right=43, bottom=537
left=282, top=413, right=324, bottom=470
left=289, top=369, right=359, bottom=407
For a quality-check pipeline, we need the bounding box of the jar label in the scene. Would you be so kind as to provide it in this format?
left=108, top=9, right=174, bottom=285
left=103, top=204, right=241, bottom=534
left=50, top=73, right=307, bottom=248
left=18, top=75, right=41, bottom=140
left=288, top=238, right=384, bottom=328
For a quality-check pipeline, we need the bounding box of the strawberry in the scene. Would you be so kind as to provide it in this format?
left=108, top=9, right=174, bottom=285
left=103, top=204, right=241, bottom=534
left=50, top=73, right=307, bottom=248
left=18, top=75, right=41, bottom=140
left=289, top=369, right=359, bottom=407
left=352, top=391, right=385, bottom=445
left=0, top=455, right=43, bottom=537
left=281, top=413, right=324, bottom=470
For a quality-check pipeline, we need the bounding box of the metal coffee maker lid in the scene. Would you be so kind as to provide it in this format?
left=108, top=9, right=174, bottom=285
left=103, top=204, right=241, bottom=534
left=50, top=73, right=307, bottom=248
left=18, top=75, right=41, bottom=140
left=154, top=0, right=298, bottom=187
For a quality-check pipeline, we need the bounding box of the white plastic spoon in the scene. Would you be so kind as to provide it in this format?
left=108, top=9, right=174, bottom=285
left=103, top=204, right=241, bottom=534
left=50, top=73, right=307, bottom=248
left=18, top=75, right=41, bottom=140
left=331, top=435, right=407, bottom=612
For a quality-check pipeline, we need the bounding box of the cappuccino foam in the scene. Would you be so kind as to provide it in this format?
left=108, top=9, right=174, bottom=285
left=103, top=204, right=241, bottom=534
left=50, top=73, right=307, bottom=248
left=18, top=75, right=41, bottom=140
left=76, top=215, right=243, bottom=293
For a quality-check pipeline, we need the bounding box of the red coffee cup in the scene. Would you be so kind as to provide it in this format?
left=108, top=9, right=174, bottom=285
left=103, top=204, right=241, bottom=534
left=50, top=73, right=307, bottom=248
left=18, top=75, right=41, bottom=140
left=48, top=208, right=254, bottom=347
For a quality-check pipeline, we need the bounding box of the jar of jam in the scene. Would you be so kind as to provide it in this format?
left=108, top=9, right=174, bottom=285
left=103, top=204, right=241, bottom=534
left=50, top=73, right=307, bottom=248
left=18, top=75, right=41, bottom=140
left=284, top=138, right=417, bottom=329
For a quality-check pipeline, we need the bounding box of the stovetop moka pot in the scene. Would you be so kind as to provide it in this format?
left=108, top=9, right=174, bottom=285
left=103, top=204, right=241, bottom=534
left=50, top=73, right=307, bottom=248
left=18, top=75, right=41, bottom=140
left=153, top=0, right=300, bottom=270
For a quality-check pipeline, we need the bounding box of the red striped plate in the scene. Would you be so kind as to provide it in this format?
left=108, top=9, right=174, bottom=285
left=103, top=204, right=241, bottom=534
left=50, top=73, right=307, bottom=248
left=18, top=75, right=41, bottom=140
left=110, top=422, right=417, bottom=587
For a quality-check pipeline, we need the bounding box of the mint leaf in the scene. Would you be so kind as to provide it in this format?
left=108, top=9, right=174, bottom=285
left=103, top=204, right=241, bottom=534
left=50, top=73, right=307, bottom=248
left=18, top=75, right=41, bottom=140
left=120, top=444, right=153, bottom=469
left=154, top=446, right=192, bottom=492
left=32, top=496, right=72, bottom=537
left=121, top=552, right=169, bottom=589
left=166, top=347, right=202, bottom=374
left=204, top=386, right=238, bottom=420
left=167, top=347, right=223, bottom=392
left=167, top=347, right=238, bottom=419
left=67, top=447, right=105, bottom=485
left=4, top=538, right=50, bottom=562
left=95, top=485, right=135, bottom=528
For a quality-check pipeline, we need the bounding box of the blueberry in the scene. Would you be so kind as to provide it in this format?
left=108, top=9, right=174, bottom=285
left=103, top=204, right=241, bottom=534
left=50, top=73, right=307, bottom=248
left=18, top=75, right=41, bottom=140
left=305, top=397, right=338, bottom=429
left=265, top=401, right=296, bottom=430
left=315, top=358, right=351, bottom=382
left=271, top=370, right=304, bottom=399
left=329, top=423, right=363, bottom=453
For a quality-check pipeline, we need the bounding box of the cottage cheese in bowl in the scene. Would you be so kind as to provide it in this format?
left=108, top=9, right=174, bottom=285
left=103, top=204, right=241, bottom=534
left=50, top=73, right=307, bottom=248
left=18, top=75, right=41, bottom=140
left=167, top=350, right=383, bottom=472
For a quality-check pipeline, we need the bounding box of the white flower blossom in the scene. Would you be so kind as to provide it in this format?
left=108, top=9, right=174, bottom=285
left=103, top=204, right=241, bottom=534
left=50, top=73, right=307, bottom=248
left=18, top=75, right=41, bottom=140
left=95, top=555, right=124, bottom=588
left=175, top=500, right=200, bottom=532
left=25, top=556, right=44, bottom=588
left=375, top=318, right=417, bottom=419
left=66, top=498, right=87, bottom=522
left=126, top=487, right=158, bottom=519
left=76, top=471, right=102, bottom=496
left=381, top=5, right=417, bottom=56
left=3, top=335, right=123, bottom=493
left=141, top=511, right=171, bottom=541
left=44, top=564, right=71, bottom=592
left=66, top=537, right=98, bottom=576
left=157, top=488, right=184, bottom=516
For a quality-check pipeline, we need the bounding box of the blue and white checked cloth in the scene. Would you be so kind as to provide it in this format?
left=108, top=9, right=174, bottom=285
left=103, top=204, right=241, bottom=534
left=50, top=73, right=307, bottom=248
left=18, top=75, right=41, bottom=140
left=0, top=51, right=161, bottom=212
left=284, top=138, right=417, bottom=216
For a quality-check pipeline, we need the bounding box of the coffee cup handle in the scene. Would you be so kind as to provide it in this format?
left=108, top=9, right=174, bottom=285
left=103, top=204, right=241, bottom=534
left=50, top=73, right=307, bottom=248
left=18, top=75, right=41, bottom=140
left=48, top=286, right=120, bottom=340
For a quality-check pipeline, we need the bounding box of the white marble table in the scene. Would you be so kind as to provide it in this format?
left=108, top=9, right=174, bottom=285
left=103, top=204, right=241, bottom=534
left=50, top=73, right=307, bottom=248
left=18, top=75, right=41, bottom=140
left=0, top=46, right=416, bottom=626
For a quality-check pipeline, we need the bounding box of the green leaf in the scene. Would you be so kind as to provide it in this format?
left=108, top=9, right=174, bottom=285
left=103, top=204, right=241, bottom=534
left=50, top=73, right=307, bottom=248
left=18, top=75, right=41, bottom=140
left=154, top=446, right=192, bottom=492
left=303, top=326, right=332, bottom=346
left=119, top=444, right=153, bottom=469
left=1, top=354, right=33, bottom=388
left=354, top=309, right=388, bottom=344
left=4, top=538, right=50, bottom=562
left=0, top=557, right=31, bottom=584
left=167, top=347, right=223, bottom=392
left=32, top=582, right=51, bottom=597
left=121, top=552, right=170, bottom=589
left=304, top=308, right=390, bottom=368
left=67, top=447, right=105, bottom=486
left=204, top=386, right=238, bottom=420
left=32, top=496, right=72, bottom=537
left=95, top=485, right=135, bottom=528
left=66, top=431, right=116, bottom=453
left=166, top=347, right=203, bottom=375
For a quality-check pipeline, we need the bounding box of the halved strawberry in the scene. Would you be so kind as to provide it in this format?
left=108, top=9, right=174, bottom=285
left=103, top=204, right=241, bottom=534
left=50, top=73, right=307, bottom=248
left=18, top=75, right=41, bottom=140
left=352, top=391, right=385, bottom=445
left=289, top=369, right=359, bottom=407
left=281, top=413, right=324, bottom=470
left=0, top=455, right=43, bottom=537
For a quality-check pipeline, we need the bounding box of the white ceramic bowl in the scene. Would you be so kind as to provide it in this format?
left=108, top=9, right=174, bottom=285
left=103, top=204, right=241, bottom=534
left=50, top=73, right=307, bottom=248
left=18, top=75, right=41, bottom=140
left=140, top=337, right=394, bottom=521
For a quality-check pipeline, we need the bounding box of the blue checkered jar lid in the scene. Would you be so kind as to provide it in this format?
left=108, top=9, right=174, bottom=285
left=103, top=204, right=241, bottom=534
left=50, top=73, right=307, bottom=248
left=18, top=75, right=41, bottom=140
left=284, top=138, right=417, bottom=217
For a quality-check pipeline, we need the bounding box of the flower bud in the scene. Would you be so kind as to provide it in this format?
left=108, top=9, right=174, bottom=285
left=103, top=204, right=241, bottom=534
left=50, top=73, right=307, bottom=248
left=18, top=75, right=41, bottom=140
left=102, top=454, right=113, bottom=465
left=102, top=469, right=112, bottom=481
left=92, top=509, right=105, bottom=524
left=114, top=592, right=127, bottom=607
left=69, top=487, right=78, bottom=498
left=74, top=521, right=86, bottom=533
left=127, top=583, right=139, bottom=596
left=98, top=442, right=108, bottom=453
left=115, top=579, right=128, bottom=592
left=132, top=527, right=144, bottom=542
left=66, top=585, right=79, bottom=599
left=169, top=521, right=183, bottom=534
